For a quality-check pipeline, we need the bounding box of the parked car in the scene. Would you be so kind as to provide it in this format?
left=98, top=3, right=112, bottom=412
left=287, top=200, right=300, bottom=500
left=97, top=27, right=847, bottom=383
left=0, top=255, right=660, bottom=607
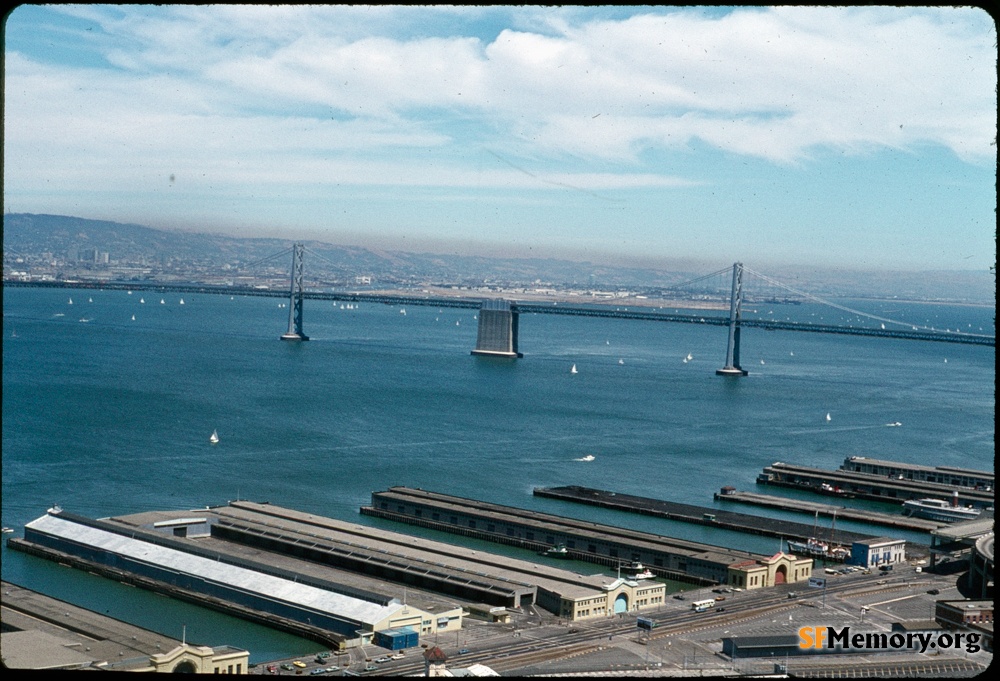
left=458, top=648, right=469, bottom=655
left=280, top=664, right=294, bottom=671
left=364, top=665, right=377, bottom=672
left=374, top=657, right=391, bottom=664
left=927, top=588, right=940, bottom=595
left=292, top=661, right=307, bottom=668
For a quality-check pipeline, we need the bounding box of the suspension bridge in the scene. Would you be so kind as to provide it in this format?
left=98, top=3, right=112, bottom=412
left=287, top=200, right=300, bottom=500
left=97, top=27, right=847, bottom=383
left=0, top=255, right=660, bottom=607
left=8, top=243, right=994, bottom=376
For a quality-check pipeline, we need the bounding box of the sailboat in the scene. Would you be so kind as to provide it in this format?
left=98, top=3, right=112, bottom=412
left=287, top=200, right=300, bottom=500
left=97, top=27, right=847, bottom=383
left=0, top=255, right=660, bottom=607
left=209, top=430, right=219, bottom=444
left=68, top=298, right=73, bottom=305
left=179, top=298, right=185, bottom=305
left=131, top=314, right=136, bottom=321
left=826, top=413, right=831, bottom=422
left=570, top=364, right=578, bottom=374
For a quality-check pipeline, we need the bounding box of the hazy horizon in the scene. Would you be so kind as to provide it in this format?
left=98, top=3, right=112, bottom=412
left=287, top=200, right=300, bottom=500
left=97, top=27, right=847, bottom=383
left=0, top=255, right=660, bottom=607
left=4, top=6, right=996, bottom=272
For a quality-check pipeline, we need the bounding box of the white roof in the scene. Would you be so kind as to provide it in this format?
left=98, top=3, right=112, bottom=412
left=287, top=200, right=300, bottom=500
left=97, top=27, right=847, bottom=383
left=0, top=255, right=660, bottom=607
left=27, top=513, right=402, bottom=626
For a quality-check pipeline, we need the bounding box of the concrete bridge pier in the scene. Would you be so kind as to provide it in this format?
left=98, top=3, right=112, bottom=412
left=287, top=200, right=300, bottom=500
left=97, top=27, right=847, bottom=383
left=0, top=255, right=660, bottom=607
left=717, top=262, right=747, bottom=376
left=280, top=243, right=309, bottom=341
left=471, top=298, right=522, bottom=358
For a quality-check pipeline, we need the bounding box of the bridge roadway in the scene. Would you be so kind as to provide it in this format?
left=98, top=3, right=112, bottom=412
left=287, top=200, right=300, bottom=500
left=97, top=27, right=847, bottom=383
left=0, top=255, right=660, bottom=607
left=7, top=280, right=994, bottom=346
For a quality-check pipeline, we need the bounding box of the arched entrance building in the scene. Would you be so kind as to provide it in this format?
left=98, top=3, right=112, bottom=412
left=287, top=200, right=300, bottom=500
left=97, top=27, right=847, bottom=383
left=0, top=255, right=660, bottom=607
left=148, top=643, right=250, bottom=674
left=727, top=552, right=810, bottom=590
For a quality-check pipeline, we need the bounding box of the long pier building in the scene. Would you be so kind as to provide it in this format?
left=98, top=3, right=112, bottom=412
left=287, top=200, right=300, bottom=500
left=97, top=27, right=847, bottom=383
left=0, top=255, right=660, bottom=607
left=756, top=462, right=994, bottom=508
left=362, top=487, right=813, bottom=590
left=840, top=456, right=993, bottom=491
left=533, top=485, right=895, bottom=552
left=8, top=501, right=672, bottom=639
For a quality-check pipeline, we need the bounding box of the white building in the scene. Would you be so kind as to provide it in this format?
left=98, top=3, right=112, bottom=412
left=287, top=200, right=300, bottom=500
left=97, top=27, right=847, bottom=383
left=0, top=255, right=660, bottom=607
left=850, top=537, right=906, bottom=568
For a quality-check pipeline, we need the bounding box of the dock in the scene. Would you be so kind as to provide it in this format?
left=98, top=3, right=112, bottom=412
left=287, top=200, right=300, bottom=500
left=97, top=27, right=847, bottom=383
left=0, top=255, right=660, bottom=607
left=712, top=490, right=944, bottom=532
left=363, top=487, right=778, bottom=585
left=531, top=485, right=910, bottom=559
left=756, top=462, right=994, bottom=508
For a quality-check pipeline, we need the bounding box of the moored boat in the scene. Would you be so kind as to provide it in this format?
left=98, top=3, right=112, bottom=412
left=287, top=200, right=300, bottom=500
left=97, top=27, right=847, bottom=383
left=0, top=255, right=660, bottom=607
left=902, top=496, right=982, bottom=523
left=541, top=544, right=570, bottom=558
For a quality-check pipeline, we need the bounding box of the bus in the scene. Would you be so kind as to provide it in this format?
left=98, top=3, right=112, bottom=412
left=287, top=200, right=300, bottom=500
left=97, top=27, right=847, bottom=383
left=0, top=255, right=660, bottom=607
left=691, top=599, right=716, bottom=612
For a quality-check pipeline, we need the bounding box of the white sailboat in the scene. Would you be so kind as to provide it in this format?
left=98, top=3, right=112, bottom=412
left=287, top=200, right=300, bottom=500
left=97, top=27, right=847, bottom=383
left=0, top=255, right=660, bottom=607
left=131, top=314, right=136, bottom=321
left=209, top=430, right=219, bottom=444
left=570, top=364, right=578, bottom=374
left=179, top=298, right=185, bottom=305
left=826, top=413, right=832, bottom=422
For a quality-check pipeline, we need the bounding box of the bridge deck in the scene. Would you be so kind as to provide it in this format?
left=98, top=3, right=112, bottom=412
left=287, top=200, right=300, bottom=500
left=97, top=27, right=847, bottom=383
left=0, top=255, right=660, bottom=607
left=6, top=281, right=993, bottom=346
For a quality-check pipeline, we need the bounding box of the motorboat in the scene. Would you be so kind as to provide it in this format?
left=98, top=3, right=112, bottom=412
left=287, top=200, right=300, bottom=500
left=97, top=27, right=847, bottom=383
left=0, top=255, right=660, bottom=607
left=541, top=544, right=570, bottom=558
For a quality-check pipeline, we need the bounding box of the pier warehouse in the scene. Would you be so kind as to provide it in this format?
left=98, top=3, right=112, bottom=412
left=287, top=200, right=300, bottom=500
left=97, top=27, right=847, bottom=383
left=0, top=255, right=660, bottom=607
left=11, top=506, right=463, bottom=647
left=363, top=487, right=812, bottom=588
left=11, top=501, right=670, bottom=634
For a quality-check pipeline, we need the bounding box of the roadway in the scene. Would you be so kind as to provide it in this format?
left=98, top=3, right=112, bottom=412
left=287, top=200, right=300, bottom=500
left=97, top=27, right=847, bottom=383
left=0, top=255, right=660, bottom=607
left=248, top=565, right=988, bottom=677
left=5, top=280, right=994, bottom=346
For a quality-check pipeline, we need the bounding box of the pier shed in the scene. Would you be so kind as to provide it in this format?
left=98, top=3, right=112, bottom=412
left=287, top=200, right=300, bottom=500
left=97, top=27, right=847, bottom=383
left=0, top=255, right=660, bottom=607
left=11, top=508, right=454, bottom=645
left=364, top=487, right=807, bottom=588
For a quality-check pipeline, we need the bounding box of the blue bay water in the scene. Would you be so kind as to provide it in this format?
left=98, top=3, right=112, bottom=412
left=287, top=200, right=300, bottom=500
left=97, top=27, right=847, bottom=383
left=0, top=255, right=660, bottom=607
left=2, top=286, right=994, bottom=660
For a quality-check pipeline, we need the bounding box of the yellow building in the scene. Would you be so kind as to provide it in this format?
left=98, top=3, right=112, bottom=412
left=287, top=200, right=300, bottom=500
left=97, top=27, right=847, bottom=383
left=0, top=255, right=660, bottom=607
left=553, top=577, right=667, bottom=621
left=726, top=552, right=813, bottom=589
left=147, top=644, right=250, bottom=674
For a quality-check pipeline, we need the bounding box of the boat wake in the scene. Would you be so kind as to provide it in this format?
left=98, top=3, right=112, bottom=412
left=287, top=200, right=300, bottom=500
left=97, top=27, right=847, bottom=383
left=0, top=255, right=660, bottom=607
left=574, top=454, right=596, bottom=462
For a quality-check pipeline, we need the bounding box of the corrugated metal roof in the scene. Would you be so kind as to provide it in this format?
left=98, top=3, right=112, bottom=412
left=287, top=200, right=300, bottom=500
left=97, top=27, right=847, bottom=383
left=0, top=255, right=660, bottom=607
left=26, top=513, right=402, bottom=626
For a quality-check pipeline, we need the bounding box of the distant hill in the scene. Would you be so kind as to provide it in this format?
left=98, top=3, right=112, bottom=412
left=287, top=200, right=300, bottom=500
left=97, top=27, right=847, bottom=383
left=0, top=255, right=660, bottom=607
left=1, top=212, right=707, bottom=287
left=2, top=212, right=994, bottom=303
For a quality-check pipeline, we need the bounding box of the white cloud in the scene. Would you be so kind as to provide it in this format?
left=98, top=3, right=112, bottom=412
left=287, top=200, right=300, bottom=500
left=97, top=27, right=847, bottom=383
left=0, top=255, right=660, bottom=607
left=3, top=5, right=995, bottom=270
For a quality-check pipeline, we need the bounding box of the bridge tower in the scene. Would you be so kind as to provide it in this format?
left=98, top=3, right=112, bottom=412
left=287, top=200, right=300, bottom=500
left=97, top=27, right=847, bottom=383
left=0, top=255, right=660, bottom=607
left=280, top=243, right=309, bottom=341
left=716, top=262, right=747, bottom=376
left=471, top=298, right=522, bottom=358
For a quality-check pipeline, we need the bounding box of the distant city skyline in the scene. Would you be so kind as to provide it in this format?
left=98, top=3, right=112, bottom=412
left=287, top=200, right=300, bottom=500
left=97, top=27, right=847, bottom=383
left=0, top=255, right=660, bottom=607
left=3, top=5, right=996, bottom=272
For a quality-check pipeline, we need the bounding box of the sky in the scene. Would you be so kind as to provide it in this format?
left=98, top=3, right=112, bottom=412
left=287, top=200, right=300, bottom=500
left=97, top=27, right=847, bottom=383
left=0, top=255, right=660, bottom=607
left=3, top=5, right=997, bottom=271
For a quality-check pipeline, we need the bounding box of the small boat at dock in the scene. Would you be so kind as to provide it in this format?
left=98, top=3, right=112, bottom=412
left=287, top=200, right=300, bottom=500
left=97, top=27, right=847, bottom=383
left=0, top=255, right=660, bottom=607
left=541, top=544, right=570, bottom=558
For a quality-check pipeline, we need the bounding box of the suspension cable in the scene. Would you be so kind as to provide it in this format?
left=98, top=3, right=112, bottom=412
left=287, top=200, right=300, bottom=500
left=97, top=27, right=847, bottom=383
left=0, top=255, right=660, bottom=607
left=742, top=266, right=941, bottom=332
